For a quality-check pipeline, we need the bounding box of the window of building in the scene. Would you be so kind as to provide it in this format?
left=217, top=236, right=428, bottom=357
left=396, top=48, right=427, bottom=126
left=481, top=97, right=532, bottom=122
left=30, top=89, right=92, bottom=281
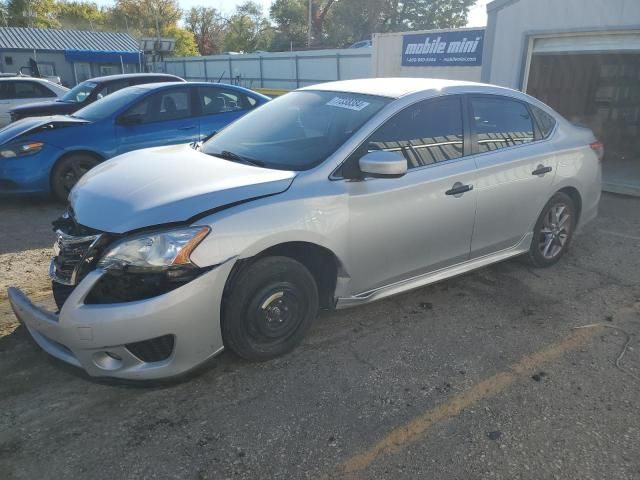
left=13, top=81, right=56, bottom=99
left=37, top=62, right=56, bottom=77
left=367, top=96, right=465, bottom=168
left=470, top=97, right=534, bottom=152
left=4, top=56, right=13, bottom=66
left=99, top=65, right=120, bottom=76
left=74, top=63, right=92, bottom=83
left=126, top=87, right=192, bottom=123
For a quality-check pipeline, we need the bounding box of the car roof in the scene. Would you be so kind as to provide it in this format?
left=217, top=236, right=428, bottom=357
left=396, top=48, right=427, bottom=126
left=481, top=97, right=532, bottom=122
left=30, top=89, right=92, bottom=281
left=0, top=76, right=58, bottom=84
left=86, top=73, right=184, bottom=84
left=129, top=81, right=267, bottom=95
left=299, top=78, right=516, bottom=99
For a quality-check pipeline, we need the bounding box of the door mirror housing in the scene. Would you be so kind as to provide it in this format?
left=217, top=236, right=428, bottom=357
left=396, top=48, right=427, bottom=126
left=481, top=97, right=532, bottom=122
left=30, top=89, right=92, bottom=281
left=359, top=150, right=407, bottom=178
left=117, top=113, right=144, bottom=126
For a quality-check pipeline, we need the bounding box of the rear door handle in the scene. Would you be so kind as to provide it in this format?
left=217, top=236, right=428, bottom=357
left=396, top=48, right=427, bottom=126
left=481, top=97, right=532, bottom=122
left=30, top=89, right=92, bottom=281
left=445, top=182, right=474, bottom=196
left=532, top=165, right=553, bottom=176
left=177, top=125, right=196, bottom=131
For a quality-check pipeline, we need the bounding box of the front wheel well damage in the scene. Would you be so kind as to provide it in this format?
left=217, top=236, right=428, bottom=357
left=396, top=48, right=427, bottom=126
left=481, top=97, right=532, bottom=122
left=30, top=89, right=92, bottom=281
left=225, top=242, right=341, bottom=311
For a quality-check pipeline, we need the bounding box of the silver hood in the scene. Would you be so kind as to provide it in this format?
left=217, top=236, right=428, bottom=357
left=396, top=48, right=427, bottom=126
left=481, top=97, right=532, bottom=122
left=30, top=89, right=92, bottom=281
left=69, top=144, right=296, bottom=234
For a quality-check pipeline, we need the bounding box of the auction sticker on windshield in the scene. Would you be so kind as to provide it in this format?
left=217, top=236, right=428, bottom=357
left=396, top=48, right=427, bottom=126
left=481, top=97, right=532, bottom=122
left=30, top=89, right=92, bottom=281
left=326, top=97, right=370, bottom=111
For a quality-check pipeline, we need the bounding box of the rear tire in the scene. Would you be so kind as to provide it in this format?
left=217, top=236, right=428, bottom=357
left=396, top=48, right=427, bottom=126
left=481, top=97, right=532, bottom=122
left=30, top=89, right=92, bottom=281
left=222, top=256, right=319, bottom=361
left=527, top=192, right=576, bottom=268
left=51, top=153, right=101, bottom=202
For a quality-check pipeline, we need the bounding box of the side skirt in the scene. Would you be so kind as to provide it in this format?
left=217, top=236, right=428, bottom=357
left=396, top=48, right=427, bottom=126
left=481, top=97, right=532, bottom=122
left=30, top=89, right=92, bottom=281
left=335, top=233, right=533, bottom=309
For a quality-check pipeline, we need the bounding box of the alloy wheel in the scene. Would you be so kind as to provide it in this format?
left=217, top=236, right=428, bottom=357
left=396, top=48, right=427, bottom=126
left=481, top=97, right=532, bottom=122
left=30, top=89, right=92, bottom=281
left=538, top=203, right=571, bottom=259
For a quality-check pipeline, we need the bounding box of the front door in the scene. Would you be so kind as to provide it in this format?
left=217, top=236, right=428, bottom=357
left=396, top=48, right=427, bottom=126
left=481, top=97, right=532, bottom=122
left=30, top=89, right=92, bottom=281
left=115, top=86, right=199, bottom=154
left=345, top=96, right=478, bottom=294
left=469, top=95, right=557, bottom=257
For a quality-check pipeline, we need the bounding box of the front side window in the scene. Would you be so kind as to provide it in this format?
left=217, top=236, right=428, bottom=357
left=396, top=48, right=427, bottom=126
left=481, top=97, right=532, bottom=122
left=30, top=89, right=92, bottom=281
left=202, top=90, right=390, bottom=171
left=471, top=97, right=534, bottom=152
left=14, top=81, right=56, bottom=99
left=367, top=96, right=464, bottom=168
left=125, top=87, right=192, bottom=123
left=198, top=87, right=248, bottom=115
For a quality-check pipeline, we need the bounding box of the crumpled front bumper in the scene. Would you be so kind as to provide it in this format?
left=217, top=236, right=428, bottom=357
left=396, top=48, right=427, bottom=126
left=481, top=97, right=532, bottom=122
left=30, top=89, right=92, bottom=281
left=8, top=259, right=236, bottom=380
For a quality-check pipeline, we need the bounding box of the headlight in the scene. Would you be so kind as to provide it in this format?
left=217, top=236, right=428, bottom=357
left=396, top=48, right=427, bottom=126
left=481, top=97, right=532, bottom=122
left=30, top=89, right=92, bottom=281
left=0, top=141, right=44, bottom=158
left=98, top=226, right=210, bottom=271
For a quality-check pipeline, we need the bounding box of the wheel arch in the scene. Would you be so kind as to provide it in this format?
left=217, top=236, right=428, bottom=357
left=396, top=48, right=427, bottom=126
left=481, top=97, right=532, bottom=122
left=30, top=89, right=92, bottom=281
left=557, top=186, right=583, bottom=226
left=49, top=150, right=105, bottom=194
left=224, top=241, right=344, bottom=311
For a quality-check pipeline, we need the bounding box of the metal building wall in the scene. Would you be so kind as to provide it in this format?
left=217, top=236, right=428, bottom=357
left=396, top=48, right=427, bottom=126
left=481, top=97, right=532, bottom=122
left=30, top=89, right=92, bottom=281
left=483, top=0, right=640, bottom=88
left=371, top=28, right=483, bottom=81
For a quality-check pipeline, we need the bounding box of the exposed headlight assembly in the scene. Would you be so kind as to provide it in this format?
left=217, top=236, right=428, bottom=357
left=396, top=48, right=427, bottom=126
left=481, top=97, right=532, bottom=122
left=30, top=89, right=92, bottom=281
left=0, top=141, right=44, bottom=158
left=98, top=226, right=210, bottom=272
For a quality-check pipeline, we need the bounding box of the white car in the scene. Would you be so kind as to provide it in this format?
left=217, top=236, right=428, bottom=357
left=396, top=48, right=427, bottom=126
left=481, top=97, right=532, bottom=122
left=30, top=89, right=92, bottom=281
left=0, top=77, right=68, bottom=127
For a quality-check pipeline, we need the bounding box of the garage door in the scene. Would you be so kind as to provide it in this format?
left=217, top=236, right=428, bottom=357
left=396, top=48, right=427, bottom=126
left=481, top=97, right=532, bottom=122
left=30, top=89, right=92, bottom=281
left=533, top=32, right=640, bottom=54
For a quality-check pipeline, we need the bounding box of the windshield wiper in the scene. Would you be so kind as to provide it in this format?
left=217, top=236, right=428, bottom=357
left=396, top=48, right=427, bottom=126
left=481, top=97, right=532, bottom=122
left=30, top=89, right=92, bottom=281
left=214, top=150, right=264, bottom=167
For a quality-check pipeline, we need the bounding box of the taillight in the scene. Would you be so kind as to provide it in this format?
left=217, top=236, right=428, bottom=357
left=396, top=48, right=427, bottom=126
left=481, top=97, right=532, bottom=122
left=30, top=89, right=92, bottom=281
left=590, top=141, right=604, bottom=161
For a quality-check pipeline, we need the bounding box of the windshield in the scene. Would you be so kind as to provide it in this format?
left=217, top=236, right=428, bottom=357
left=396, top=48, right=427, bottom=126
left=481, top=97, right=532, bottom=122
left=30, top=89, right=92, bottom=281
left=201, top=91, right=391, bottom=171
left=73, top=87, right=146, bottom=122
left=60, top=81, right=97, bottom=103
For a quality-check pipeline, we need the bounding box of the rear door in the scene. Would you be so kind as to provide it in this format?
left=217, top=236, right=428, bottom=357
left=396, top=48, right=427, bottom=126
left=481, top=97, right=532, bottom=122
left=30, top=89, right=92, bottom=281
left=196, top=86, right=256, bottom=141
left=115, top=85, right=199, bottom=154
left=468, top=95, right=558, bottom=258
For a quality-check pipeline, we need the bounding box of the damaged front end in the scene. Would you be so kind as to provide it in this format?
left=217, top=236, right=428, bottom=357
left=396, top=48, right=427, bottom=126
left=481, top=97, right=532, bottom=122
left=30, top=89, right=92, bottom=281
left=50, top=209, right=211, bottom=309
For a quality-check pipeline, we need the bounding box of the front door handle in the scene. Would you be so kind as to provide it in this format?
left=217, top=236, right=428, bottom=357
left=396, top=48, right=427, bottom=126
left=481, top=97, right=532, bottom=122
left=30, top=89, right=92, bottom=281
left=445, top=182, right=474, bottom=196
left=532, top=165, right=553, bottom=176
left=177, top=125, right=196, bottom=131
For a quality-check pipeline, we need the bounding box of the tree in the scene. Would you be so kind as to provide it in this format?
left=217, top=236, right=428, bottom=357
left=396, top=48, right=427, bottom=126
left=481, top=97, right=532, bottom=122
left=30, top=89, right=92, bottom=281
left=166, top=25, right=198, bottom=56
left=382, top=0, right=475, bottom=32
left=185, top=6, right=225, bottom=55
left=56, top=1, right=105, bottom=30
left=269, top=0, right=307, bottom=51
left=223, top=1, right=272, bottom=53
left=6, top=0, right=59, bottom=27
left=325, top=0, right=387, bottom=47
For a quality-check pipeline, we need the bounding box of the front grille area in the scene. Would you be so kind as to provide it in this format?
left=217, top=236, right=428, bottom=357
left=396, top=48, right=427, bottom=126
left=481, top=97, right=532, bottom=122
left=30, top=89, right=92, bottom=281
left=49, top=209, right=105, bottom=288
left=126, top=335, right=175, bottom=363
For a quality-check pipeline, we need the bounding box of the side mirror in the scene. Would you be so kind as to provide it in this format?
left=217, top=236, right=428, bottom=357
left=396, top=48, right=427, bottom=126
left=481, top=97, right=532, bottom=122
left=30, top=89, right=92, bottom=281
left=359, top=150, right=407, bottom=178
left=117, top=113, right=143, bottom=126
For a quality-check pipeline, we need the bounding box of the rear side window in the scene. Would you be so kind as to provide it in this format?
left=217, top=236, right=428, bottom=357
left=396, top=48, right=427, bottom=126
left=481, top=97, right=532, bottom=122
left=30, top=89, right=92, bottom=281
left=198, top=87, right=250, bottom=114
left=470, top=97, right=534, bottom=153
left=14, top=81, right=56, bottom=99
left=0, top=82, right=10, bottom=99
left=367, top=96, right=464, bottom=168
left=530, top=105, right=556, bottom=138
left=96, top=80, right=130, bottom=99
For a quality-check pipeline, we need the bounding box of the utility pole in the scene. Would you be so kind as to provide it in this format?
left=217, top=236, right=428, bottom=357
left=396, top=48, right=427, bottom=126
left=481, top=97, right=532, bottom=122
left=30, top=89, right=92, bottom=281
left=307, top=0, right=312, bottom=48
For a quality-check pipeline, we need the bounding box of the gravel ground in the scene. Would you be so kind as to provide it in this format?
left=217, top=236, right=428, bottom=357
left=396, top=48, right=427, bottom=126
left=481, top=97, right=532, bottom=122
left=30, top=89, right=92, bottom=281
left=0, top=193, right=639, bottom=480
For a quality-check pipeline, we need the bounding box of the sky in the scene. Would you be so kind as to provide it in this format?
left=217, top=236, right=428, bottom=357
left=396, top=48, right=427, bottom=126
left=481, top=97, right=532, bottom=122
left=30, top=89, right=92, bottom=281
left=93, top=0, right=490, bottom=25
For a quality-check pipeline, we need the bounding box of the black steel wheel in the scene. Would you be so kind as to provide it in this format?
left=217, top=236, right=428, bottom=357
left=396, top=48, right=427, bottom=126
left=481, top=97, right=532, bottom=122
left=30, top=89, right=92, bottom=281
left=222, top=256, right=318, bottom=361
left=527, top=192, right=576, bottom=267
left=51, top=153, right=100, bottom=202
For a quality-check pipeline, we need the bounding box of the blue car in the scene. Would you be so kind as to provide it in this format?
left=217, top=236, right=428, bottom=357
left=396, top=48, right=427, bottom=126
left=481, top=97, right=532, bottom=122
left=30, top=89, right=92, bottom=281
left=0, top=82, right=269, bottom=200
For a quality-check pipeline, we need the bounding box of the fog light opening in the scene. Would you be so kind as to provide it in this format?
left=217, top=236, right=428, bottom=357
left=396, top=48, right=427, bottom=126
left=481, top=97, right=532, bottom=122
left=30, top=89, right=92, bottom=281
left=93, top=351, right=123, bottom=370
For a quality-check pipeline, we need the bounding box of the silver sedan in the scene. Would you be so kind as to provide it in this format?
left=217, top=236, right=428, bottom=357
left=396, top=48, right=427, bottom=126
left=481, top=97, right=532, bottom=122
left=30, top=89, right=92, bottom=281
left=9, top=78, right=602, bottom=380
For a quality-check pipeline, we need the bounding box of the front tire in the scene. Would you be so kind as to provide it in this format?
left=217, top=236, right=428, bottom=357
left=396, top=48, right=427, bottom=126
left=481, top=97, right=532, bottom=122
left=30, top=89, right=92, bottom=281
left=51, top=153, right=101, bottom=202
left=527, top=192, right=576, bottom=267
left=222, top=256, right=319, bottom=361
